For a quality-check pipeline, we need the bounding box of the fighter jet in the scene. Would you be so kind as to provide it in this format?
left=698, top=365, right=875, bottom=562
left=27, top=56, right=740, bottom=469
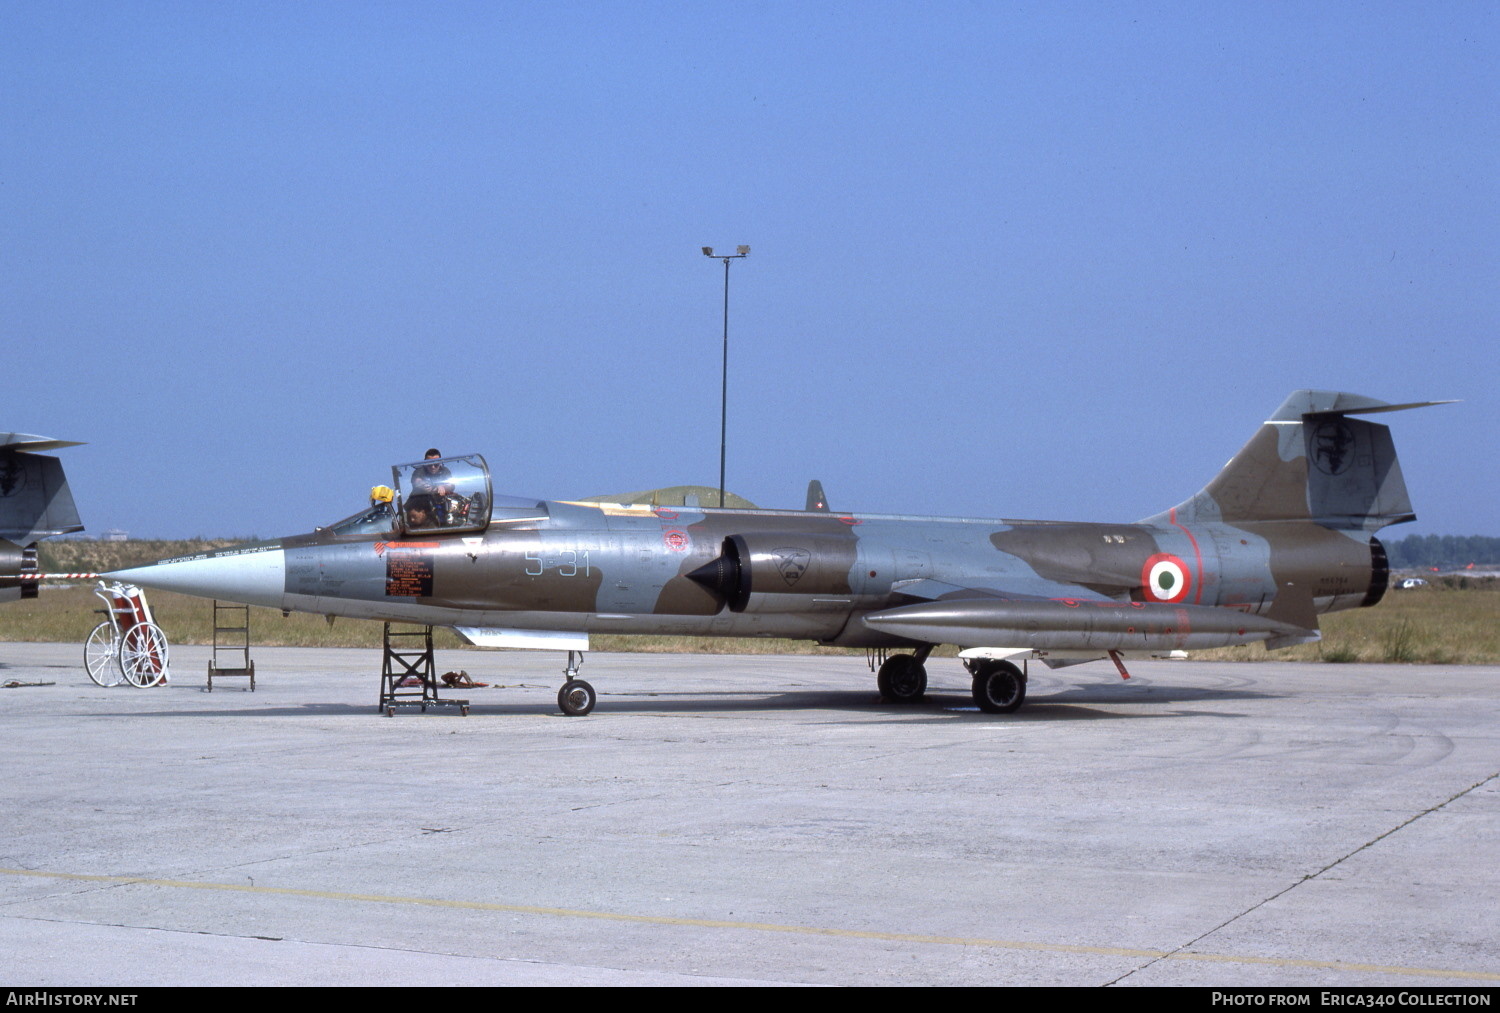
left=108, top=390, right=1442, bottom=715
left=1, top=433, right=85, bottom=603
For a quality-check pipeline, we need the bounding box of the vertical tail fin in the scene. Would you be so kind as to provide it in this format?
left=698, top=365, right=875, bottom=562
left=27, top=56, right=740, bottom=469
left=0, top=434, right=84, bottom=602
left=0, top=436, right=84, bottom=545
left=1149, top=391, right=1449, bottom=532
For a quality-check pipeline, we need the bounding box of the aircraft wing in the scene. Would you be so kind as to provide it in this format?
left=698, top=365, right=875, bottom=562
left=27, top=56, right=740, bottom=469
left=883, top=577, right=1065, bottom=603
left=453, top=627, right=589, bottom=651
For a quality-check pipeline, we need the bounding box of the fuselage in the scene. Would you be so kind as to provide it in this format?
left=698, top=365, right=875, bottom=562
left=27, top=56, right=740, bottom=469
left=113, top=495, right=1386, bottom=651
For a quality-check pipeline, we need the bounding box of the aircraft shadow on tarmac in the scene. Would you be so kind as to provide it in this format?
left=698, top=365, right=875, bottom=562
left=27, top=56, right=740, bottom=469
left=83, top=679, right=1277, bottom=721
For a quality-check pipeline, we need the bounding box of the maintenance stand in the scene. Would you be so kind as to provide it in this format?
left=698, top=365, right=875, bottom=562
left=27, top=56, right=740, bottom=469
left=378, top=622, right=468, bottom=716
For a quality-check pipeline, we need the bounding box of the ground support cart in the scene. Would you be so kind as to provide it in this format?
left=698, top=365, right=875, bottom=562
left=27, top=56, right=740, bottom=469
left=84, top=581, right=170, bottom=688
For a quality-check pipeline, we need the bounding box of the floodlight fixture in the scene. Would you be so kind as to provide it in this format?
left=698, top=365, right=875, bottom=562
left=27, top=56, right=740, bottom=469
left=701, top=245, right=752, bottom=508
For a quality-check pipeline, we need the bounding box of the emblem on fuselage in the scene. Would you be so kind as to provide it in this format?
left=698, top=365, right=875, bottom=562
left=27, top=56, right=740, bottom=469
left=1141, top=553, right=1192, bottom=604
left=774, top=547, right=811, bottom=586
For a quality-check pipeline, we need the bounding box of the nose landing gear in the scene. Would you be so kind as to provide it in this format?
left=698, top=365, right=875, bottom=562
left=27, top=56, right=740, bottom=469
left=557, top=650, right=596, bottom=716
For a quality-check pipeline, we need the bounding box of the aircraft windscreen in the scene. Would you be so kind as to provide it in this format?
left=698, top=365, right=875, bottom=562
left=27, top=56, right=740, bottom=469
left=393, top=454, right=492, bottom=535
left=323, top=502, right=398, bottom=536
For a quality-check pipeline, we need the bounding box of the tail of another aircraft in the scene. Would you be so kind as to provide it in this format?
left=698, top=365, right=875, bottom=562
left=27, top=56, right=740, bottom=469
left=805, top=479, right=829, bottom=512
left=1150, top=391, right=1448, bottom=533
left=0, top=434, right=85, bottom=601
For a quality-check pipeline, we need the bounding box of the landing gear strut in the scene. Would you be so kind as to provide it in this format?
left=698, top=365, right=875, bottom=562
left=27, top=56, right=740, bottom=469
left=970, top=659, right=1027, bottom=714
left=557, top=650, right=595, bottom=716
left=877, top=646, right=932, bottom=704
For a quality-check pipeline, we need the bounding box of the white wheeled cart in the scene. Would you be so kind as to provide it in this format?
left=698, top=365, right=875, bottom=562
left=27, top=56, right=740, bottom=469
left=84, top=581, right=170, bottom=688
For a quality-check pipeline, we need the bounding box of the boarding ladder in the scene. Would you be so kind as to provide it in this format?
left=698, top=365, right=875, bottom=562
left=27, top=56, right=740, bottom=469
left=208, top=600, right=256, bottom=691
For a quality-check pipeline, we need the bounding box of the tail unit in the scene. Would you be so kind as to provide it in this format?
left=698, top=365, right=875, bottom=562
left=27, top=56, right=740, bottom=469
left=0, top=433, right=84, bottom=602
left=1153, top=391, right=1448, bottom=533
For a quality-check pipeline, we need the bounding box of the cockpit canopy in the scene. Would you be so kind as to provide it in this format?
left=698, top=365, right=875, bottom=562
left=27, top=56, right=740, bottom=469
left=322, top=454, right=547, bottom=538
left=392, top=454, right=492, bottom=535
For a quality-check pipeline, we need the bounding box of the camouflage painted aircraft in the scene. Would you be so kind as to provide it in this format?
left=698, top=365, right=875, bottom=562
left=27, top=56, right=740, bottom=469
left=109, top=390, right=1442, bottom=715
left=1, top=433, right=84, bottom=603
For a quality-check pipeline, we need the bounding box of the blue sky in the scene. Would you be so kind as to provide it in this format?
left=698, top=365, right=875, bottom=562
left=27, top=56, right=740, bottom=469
left=4, top=2, right=1495, bottom=539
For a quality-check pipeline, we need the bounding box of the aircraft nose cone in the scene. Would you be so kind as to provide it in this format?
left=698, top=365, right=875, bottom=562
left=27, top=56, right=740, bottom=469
left=108, top=546, right=286, bottom=609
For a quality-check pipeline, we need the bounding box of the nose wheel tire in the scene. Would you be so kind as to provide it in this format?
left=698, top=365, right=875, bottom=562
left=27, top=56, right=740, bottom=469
left=558, top=679, right=596, bottom=716
left=876, top=653, right=928, bottom=703
left=972, top=660, right=1026, bottom=714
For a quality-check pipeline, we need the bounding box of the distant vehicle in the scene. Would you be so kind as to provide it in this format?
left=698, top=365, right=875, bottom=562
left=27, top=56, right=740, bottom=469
left=110, top=390, right=1446, bottom=716
left=0, top=433, right=84, bottom=603
left=1397, top=578, right=1429, bottom=589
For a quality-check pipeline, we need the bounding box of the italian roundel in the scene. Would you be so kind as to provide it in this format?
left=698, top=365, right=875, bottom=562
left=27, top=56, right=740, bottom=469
left=1141, top=553, right=1192, bottom=603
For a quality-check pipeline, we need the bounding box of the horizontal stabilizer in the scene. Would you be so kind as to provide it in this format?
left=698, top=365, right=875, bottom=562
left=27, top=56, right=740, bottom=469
left=1269, top=392, right=1456, bottom=421
left=0, top=433, right=85, bottom=453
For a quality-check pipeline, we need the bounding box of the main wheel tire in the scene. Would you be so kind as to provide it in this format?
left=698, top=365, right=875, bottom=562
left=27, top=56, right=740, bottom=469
left=558, top=679, right=596, bottom=716
left=120, top=623, right=170, bottom=688
left=877, top=654, right=927, bottom=703
left=972, top=660, right=1026, bottom=714
left=85, top=622, right=122, bottom=687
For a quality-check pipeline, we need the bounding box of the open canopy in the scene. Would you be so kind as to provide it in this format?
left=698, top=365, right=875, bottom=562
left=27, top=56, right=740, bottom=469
left=392, top=454, right=492, bottom=535
left=321, top=454, right=551, bottom=537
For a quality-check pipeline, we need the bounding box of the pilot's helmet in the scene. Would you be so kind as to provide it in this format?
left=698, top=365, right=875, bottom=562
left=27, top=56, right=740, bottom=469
left=370, top=485, right=395, bottom=505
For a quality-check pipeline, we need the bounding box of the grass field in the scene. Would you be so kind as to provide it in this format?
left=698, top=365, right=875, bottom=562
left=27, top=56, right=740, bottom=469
left=1192, top=583, right=1500, bottom=665
left=9, top=539, right=1495, bottom=664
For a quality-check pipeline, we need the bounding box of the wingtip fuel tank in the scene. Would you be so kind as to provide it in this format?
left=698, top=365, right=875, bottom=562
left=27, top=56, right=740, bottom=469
left=862, top=596, right=1308, bottom=652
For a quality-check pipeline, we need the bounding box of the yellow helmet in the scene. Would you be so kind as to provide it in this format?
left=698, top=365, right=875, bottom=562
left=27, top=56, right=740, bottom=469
left=369, top=485, right=395, bottom=504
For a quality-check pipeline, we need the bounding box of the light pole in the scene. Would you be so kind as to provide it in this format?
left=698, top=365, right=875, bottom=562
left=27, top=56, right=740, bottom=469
left=701, top=245, right=749, bottom=508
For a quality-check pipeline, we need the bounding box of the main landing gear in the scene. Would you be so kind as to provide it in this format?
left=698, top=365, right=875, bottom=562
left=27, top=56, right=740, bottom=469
left=967, top=658, right=1027, bottom=714
left=876, top=650, right=1029, bottom=713
left=876, top=645, right=932, bottom=704
left=557, top=650, right=595, bottom=717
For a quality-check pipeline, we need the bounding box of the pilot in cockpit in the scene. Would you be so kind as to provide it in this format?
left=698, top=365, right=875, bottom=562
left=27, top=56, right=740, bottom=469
left=404, top=494, right=438, bottom=530
left=412, top=449, right=452, bottom=494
